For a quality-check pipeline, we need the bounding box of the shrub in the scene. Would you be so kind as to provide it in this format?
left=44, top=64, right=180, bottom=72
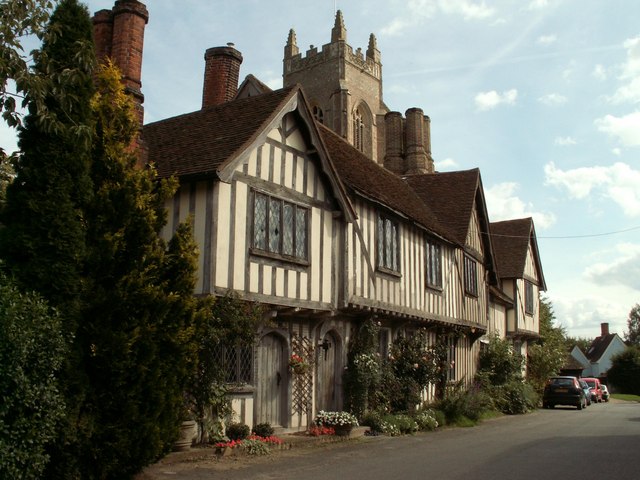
left=253, top=423, right=274, bottom=438
left=436, top=381, right=492, bottom=424
left=492, top=381, right=538, bottom=414
left=414, top=409, right=439, bottom=431
left=226, top=423, right=250, bottom=441
left=430, top=409, right=446, bottom=428
left=360, top=411, right=384, bottom=433
left=0, top=273, right=67, bottom=480
left=608, top=347, right=640, bottom=395
left=240, top=438, right=270, bottom=456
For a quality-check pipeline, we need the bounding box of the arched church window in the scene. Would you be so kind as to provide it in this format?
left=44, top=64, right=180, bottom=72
left=353, top=108, right=364, bottom=152
left=312, top=105, right=324, bottom=124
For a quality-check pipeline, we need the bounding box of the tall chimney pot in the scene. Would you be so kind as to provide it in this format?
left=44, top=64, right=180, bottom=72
left=202, top=45, right=243, bottom=108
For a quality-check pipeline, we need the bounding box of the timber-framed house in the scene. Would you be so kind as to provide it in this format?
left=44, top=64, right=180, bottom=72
left=94, top=1, right=547, bottom=432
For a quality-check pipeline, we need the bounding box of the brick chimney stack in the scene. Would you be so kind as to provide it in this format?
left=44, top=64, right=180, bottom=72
left=404, top=108, right=429, bottom=175
left=601, top=323, right=610, bottom=336
left=202, top=44, right=243, bottom=108
left=92, top=0, right=149, bottom=127
left=384, top=111, right=404, bottom=174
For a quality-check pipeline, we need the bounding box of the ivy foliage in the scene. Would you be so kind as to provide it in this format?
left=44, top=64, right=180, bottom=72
left=0, top=271, right=66, bottom=480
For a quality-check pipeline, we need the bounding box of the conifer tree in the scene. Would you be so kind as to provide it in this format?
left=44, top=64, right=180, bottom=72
left=75, top=61, right=199, bottom=479
left=0, top=0, right=94, bottom=325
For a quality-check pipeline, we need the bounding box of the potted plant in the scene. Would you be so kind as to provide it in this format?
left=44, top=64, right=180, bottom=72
left=313, top=410, right=359, bottom=436
left=289, top=353, right=310, bottom=374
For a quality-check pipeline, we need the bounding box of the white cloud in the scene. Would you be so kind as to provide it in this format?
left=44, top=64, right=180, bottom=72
left=595, top=111, right=640, bottom=147
left=485, top=182, right=556, bottom=229
left=592, top=64, right=607, bottom=81
left=544, top=161, right=640, bottom=216
left=551, top=294, right=629, bottom=339
left=528, top=0, right=549, bottom=10
left=612, top=148, right=622, bottom=156
left=537, top=34, right=557, bottom=46
left=554, top=136, right=576, bottom=146
left=562, top=60, right=577, bottom=81
left=474, top=89, right=518, bottom=111
left=382, top=0, right=495, bottom=34
left=609, top=36, right=640, bottom=104
left=435, top=157, right=458, bottom=170
left=439, top=0, right=495, bottom=20
left=585, top=243, right=640, bottom=291
left=538, top=93, right=567, bottom=106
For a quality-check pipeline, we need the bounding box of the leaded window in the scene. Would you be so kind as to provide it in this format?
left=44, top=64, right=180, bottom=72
left=252, top=191, right=308, bottom=261
left=426, top=239, right=442, bottom=288
left=213, top=344, right=253, bottom=384
left=525, top=280, right=534, bottom=315
left=464, top=254, right=478, bottom=296
left=377, top=213, right=399, bottom=272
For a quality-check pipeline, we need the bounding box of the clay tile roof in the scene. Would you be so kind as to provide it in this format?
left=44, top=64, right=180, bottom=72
left=144, top=86, right=297, bottom=179
left=317, top=124, right=454, bottom=241
left=490, top=218, right=533, bottom=279
left=403, top=170, right=481, bottom=246
left=586, top=334, right=616, bottom=362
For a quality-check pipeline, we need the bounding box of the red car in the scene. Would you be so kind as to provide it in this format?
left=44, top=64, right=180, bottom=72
left=582, top=377, right=603, bottom=403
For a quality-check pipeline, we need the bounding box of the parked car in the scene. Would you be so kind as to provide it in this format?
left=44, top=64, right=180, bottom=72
left=579, top=379, right=592, bottom=406
left=582, top=377, right=603, bottom=403
left=601, top=384, right=610, bottom=402
left=543, top=376, right=587, bottom=410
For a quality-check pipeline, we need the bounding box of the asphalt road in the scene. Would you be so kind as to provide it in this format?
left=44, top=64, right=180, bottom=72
left=143, top=400, right=640, bottom=480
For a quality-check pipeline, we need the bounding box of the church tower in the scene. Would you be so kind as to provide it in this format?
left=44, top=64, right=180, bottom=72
left=283, top=11, right=387, bottom=163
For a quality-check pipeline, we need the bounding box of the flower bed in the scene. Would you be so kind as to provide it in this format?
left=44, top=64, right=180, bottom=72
left=214, top=435, right=284, bottom=456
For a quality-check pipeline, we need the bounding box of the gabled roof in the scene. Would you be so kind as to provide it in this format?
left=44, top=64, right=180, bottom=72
left=236, top=74, right=273, bottom=99
left=144, top=87, right=297, bottom=180
left=403, top=169, right=482, bottom=246
left=404, top=169, right=498, bottom=283
left=490, top=217, right=547, bottom=290
left=143, top=85, right=355, bottom=221
left=585, top=334, right=618, bottom=362
left=317, top=124, right=453, bottom=242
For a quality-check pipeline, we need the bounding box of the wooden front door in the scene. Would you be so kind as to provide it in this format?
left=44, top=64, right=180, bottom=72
left=256, top=333, right=286, bottom=427
left=316, top=331, right=338, bottom=411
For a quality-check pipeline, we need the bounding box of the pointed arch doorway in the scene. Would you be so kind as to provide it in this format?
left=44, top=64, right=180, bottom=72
left=255, top=332, right=287, bottom=428
left=316, top=330, right=341, bottom=412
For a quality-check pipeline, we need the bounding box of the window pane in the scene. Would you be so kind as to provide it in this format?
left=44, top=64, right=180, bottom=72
left=268, top=198, right=281, bottom=253
left=391, top=222, right=398, bottom=271
left=377, top=215, right=384, bottom=267
left=283, top=203, right=294, bottom=256
left=385, top=219, right=392, bottom=269
left=295, top=208, right=307, bottom=259
left=253, top=193, right=267, bottom=250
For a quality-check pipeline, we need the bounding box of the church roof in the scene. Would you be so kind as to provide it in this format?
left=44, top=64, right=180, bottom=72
left=144, top=86, right=297, bottom=180
left=317, top=124, right=454, bottom=242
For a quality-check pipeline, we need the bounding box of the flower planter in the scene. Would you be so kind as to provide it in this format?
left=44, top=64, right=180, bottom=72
left=173, top=420, right=196, bottom=451
left=333, top=425, right=353, bottom=437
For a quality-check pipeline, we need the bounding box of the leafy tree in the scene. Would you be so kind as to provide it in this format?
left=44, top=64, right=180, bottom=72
left=0, top=0, right=92, bottom=138
left=564, top=336, right=592, bottom=355
left=0, top=270, right=66, bottom=480
left=607, top=346, right=640, bottom=395
left=624, top=303, right=640, bottom=347
left=527, top=295, right=567, bottom=393
left=476, top=334, right=523, bottom=386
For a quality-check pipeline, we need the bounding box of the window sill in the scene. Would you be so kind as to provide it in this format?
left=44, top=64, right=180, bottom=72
left=376, top=266, right=402, bottom=279
left=250, top=248, right=310, bottom=267
left=426, top=284, right=443, bottom=293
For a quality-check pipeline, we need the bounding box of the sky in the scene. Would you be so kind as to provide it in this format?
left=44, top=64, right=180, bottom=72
left=2, top=0, right=639, bottom=340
